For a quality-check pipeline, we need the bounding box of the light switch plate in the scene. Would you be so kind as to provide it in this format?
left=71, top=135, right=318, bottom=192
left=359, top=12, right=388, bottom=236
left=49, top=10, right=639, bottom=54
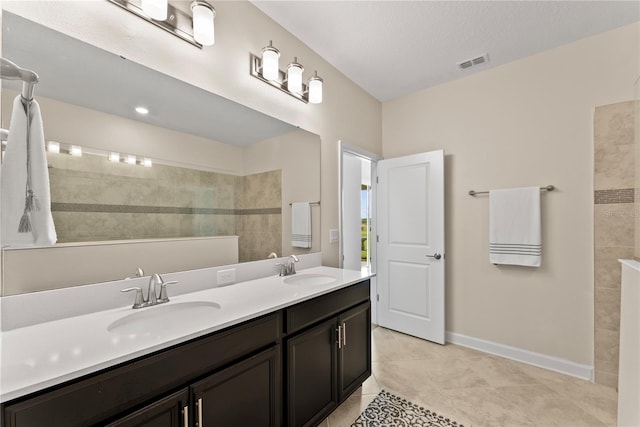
left=217, top=268, right=236, bottom=285
left=329, top=229, right=339, bottom=243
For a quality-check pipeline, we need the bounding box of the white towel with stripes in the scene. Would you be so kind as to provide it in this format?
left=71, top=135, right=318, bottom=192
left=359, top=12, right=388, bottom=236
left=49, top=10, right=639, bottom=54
left=291, top=202, right=311, bottom=248
left=489, top=187, right=541, bottom=267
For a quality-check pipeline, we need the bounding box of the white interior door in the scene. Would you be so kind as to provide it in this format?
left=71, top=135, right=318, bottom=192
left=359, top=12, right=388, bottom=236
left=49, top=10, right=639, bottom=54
left=377, top=150, right=445, bottom=344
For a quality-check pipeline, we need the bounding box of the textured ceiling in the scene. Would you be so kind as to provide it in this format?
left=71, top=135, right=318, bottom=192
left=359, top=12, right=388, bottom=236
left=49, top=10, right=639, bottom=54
left=252, top=1, right=640, bottom=102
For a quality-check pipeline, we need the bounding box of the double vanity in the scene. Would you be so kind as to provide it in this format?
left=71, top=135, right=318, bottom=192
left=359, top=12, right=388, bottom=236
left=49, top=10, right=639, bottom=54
left=0, top=266, right=372, bottom=427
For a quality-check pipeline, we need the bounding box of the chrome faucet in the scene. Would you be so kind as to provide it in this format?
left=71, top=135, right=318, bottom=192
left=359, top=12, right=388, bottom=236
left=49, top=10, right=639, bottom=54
left=287, top=254, right=300, bottom=275
left=277, top=254, right=300, bottom=277
left=121, top=273, right=178, bottom=309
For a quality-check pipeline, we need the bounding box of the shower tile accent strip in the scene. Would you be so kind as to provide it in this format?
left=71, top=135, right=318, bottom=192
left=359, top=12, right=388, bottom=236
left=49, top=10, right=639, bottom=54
left=51, top=203, right=281, bottom=215
left=594, top=188, right=636, bottom=204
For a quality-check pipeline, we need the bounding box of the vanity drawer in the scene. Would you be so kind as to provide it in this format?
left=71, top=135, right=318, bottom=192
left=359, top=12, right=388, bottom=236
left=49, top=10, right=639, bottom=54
left=285, top=280, right=370, bottom=334
left=3, top=312, right=281, bottom=427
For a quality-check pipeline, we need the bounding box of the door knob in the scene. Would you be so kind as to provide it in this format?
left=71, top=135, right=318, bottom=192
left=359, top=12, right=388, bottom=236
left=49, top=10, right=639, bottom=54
left=426, top=253, right=442, bottom=260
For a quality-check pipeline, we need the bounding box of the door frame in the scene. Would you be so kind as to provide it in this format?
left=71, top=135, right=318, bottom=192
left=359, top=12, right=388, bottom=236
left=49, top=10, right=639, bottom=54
left=338, top=141, right=379, bottom=322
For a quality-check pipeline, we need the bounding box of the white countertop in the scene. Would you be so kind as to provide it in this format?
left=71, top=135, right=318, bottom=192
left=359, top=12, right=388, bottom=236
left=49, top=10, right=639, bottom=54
left=0, top=266, right=371, bottom=402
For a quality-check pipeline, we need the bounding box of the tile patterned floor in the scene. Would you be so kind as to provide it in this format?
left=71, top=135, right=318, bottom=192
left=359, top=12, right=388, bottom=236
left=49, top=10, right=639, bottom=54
left=319, top=326, right=618, bottom=427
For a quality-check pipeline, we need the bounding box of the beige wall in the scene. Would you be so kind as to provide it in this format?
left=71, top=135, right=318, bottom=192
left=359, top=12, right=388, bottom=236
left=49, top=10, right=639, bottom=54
left=1, top=1, right=382, bottom=289
left=382, top=23, right=639, bottom=365
left=243, top=129, right=322, bottom=257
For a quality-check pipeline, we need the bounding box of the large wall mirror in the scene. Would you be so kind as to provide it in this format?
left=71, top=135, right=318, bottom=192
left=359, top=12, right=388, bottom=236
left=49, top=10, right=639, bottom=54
left=1, top=12, right=320, bottom=293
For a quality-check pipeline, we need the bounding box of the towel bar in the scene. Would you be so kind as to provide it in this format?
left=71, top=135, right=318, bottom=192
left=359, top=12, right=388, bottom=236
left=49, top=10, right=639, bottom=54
left=288, top=201, right=320, bottom=206
left=468, top=185, right=554, bottom=196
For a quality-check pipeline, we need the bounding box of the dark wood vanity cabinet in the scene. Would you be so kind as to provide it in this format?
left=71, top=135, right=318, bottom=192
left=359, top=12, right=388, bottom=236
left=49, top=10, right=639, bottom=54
left=2, top=313, right=281, bottom=427
left=105, top=388, right=190, bottom=427
left=190, top=345, right=281, bottom=427
left=285, top=280, right=371, bottom=427
left=2, top=279, right=371, bottom=427
left=337, top=302, right=372, bottom=401
left=106, top=346, right=281, bottom=427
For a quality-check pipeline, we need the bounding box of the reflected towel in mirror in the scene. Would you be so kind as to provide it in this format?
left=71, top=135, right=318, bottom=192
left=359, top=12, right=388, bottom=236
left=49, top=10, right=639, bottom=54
left=291, top=202, right=311, bottom=248
left=1, top=96, right=56, bottom=247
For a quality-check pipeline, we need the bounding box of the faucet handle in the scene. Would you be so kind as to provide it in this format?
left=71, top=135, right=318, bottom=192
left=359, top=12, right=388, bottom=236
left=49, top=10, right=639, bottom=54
left=158, top=281, right=178, bottom=303
left=121, top=287, right=145, bottom=309
left=275, top=263, right=285, bottom=277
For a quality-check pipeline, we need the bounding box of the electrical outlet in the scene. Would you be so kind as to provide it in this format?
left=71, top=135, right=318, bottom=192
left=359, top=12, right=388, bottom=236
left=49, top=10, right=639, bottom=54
left=217, top=268, right=236, bottom=285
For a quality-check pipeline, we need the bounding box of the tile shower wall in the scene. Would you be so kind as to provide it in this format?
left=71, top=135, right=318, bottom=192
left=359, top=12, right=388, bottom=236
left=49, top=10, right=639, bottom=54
left=237, top=170, right=282, bottom=262
left=593, top=100, right=637, bottom=389
left=48, top=152, right=281, bottom=262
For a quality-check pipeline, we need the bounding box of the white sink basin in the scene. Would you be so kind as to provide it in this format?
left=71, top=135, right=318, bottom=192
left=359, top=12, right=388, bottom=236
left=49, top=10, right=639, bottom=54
left=108, top=301, right=221, bottom=337
left=283, top=274, right=337, bottom=286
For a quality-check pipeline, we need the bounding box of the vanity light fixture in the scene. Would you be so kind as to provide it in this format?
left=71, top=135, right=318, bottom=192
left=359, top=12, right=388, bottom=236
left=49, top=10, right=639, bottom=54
left=261, top=41, right=280, bottom=81
left=109, top=152, right=121, bottom=162
left=108, top=0, right=216, bottom=48
left=250, top=42, right=324, bottom=104
left=307, top=71, right=323, bottom=104
left=191, top=1, right=216, bottom=46
left=286, top=58, right=303, bottom=94
left=126, top=154, right=137, bottom=165
left=70, top=145, right=83, bottom=157
left=47, top=141, right=61, bottom=154
left=141, top=158, right=153, bottom=167
left=141, top=0, right=167, bottom=21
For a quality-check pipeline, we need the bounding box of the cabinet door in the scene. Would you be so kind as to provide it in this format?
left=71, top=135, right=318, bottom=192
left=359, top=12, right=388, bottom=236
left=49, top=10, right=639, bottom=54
left=105, top=389, right=189, bottom=427
left=338, top=301, right=372, bottom=401
left=286, top=317, right=338, bottom=427
left=191, top=346, right=280, bottom=427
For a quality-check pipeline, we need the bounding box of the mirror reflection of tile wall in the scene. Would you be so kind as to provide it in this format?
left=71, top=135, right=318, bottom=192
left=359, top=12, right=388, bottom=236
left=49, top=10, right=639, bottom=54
left=48, top=151, right=281, bottom=262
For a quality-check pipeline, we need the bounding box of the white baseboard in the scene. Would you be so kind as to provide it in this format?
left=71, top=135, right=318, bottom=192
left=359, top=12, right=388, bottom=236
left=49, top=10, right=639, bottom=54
left=446, top=331, right=594, bottom=381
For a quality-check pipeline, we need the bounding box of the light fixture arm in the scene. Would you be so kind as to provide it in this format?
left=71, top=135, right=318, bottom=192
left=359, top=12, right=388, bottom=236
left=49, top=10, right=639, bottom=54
left=108, top=0, right=214, bottom=48
left=250, top=53, right=310, bottom=103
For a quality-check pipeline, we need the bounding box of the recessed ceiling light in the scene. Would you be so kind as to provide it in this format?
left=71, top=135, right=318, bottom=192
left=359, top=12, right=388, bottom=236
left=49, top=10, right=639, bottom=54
left=135, top=106, right=149, bottom=115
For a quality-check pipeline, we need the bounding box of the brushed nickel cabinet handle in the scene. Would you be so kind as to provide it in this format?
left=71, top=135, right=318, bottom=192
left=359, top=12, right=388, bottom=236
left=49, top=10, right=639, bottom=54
left=182, top=405, right=189, bottom=427
left=342, top=322, right=347, bottom=346
left=196, top=398, right=203, bottom=427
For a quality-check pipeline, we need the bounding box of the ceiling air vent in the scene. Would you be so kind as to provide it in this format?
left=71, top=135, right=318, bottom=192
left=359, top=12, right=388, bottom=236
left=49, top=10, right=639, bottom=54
left=457, top=53, right=489, bottom=70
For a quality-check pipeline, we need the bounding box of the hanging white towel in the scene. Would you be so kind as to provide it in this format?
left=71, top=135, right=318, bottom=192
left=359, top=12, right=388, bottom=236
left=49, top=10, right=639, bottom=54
left=291, top=202, right=311, bottom=249
left=489, top=187, right=541, bottom=267
left=1, top=96, right=57, bottom=247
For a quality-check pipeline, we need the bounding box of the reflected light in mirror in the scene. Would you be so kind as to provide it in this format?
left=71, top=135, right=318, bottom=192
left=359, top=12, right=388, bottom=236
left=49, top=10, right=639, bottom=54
left=70, top=145, right=82, bottom=157
left=47, top=141, right=60, bottom=153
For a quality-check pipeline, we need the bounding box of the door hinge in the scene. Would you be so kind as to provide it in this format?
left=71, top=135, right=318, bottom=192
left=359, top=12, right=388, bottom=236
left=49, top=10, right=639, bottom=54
left=376, top=235, right=379, bottom=242
left=376, top=294, right=379, bottom=301
left=376, top=176, right=379, bottom=183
